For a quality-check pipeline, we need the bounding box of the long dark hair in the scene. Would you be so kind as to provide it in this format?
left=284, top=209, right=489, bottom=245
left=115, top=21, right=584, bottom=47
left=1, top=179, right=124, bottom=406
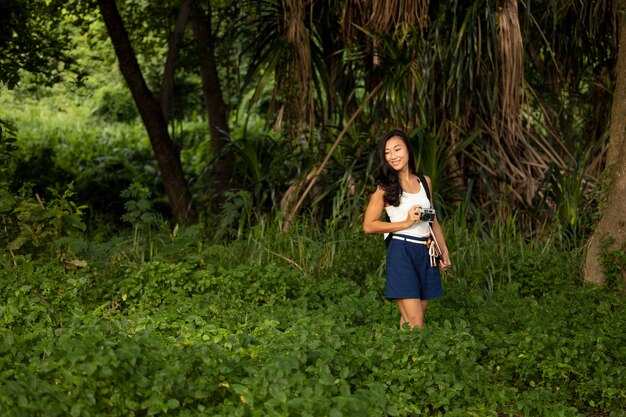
left=375, top=129, right=417, bottom=207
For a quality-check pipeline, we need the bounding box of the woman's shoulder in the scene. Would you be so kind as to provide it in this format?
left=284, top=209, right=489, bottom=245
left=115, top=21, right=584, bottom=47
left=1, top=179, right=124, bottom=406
left=373, top=185, right=386, bottom=196
left=366, top=185, right=387, bottom=208
left=416, top=172, right=432, bottom=188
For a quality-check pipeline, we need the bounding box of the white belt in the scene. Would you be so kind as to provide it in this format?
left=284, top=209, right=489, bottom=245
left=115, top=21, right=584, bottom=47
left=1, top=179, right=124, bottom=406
left=391, top=235, right=429, bottom=244
left=391, top=235, right=439, bottom=267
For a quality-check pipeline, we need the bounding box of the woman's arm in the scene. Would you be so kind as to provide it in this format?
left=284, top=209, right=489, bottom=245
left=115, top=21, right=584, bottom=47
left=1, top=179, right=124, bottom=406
left=363, top=187, right=419, bottom=234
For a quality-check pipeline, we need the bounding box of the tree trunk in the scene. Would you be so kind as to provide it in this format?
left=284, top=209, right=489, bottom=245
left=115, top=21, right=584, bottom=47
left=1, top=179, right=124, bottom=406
left=583, top=12, right=626, bottom=286
left=191, top=2, right=233, bottom=209
left=97, top=0, right=196, bottom=225
left=161, top=0, right=194, bottom=122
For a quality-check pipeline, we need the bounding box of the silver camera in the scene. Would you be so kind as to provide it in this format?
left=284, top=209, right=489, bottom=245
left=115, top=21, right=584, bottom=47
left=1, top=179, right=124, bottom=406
left=417, top=207, right=436, bottom=223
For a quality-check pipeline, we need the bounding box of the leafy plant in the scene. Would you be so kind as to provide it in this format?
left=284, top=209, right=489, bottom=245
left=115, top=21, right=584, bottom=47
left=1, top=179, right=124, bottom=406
left=1, top=183, right=87, bottom=263
left=213, top=189, right=255, bottom=241
left=120, top=182, right=166, bottom=262
left=533, top=159, right=597, bottom=248
left=0, top=119, right=18, bottom=186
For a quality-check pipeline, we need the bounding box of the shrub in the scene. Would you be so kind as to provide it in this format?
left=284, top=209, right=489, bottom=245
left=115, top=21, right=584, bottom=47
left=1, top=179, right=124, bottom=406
left=91, top=85, right=138, bottom=123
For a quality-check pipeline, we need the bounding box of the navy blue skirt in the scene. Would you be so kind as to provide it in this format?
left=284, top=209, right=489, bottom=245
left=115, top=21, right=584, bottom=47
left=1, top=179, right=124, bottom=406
left=385, top=234, right=444, bottom=300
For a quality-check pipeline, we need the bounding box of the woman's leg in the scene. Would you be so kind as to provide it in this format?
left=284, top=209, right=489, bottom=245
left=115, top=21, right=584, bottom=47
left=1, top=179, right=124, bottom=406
left=396, top=298, right=425, bottom=329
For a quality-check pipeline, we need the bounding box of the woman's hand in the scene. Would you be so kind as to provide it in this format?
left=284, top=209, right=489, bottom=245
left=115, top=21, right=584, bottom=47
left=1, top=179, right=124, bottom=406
left=405, top=205, right=422, bottom=225
left=439, top=253, right=451, bottom=271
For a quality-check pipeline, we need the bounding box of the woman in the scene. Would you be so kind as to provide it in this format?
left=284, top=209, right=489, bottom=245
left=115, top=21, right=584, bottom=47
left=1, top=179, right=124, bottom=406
left=363, top=130, right=451, bottom=329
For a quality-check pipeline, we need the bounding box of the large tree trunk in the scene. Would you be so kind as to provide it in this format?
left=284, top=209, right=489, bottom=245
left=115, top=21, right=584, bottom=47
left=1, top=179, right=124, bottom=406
left=191, top=2, right=234, bottom=209
left=97, top=0, right=196, bottom=225
left=583, top=12, right=626, bottom=286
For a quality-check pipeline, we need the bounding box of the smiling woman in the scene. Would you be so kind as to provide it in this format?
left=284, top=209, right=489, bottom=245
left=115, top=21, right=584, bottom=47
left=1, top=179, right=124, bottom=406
left=363, top=130, right=451, bottom=330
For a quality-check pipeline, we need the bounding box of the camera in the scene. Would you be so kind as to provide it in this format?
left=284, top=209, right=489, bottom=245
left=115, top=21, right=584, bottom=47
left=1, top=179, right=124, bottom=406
left=417, top=207, right=436, bottom=223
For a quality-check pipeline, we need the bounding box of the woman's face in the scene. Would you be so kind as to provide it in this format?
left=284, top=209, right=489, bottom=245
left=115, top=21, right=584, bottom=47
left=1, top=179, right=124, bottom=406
left=385, top=136, right=409, bottom=172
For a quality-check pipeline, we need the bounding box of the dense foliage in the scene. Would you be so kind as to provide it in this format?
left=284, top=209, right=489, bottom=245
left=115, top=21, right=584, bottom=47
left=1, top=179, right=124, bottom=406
left=1, top=218, right=625, bottom=416
left=0, top=0, right=614, bottom=232
left=1, top=1, right=626, bottom=415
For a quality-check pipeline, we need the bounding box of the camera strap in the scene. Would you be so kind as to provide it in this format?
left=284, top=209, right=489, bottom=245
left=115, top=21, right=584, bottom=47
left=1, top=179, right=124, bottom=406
left=416, top=173, right=431, bottom=202
left=417, top=173, right=443, bottom=263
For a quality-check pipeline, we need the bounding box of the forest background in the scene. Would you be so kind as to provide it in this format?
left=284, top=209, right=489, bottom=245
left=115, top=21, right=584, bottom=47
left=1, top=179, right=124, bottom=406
left=1, top=0, right=626, bottom=416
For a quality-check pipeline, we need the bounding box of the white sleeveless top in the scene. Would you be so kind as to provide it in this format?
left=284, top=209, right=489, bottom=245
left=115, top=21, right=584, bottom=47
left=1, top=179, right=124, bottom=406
left=384, top=183, right=431, bottom=239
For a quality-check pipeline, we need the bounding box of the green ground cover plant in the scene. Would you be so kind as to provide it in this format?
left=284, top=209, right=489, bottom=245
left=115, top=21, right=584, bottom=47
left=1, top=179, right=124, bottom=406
left=1, top=218, right=625, bottom=417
